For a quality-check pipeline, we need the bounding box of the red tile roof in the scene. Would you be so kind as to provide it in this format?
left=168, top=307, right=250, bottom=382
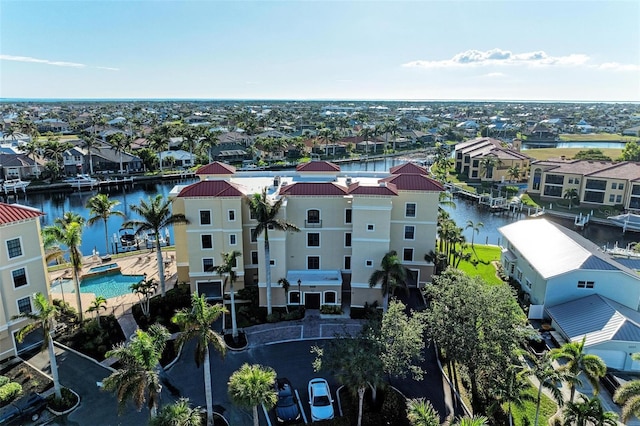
left=295, top=161, right=341, bottom=172
left=196, top=162, right=236, bottom=175
left=279, top=182, right=348, bottom=196
left=380, top=174, right=445, bottom=192
left=0, top=203, right=44, bottom=225
left=389, top=162, right=427, bottom=175
left=348, top=182, right=398, bottom=196
left=178, top=180, right=244, bottom=198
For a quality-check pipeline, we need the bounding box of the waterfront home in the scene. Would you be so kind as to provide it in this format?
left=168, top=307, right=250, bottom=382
left=454, top=137, right=532, bottom=182
left=170, top=161, right=443, bottom=310
left=527, top=159, right=640, bottom=210
left=0, top=203, right=49, bottom=360
left=0, top=153, right=41, bottom=180
left=159, top=150, right=196, bottom=168
left=499, top=218, right=640, bottom=371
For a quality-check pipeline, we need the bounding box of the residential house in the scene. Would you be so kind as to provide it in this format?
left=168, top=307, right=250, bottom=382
left=499, top=218, right=640, bottom=371
left=170, top=161, right=443, bottom=310
left=0, top=203, right=49, bottom=361
left=454, top=137, right=532, bottom=182
left=35, top=119, right=70, bottom=134
left=159, top=150, right=196, bottom=168
left=0, top=153, right=41, bottom=180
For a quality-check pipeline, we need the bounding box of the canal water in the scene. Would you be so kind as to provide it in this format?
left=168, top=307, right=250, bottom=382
left=2, top=157, right=637, bottom=256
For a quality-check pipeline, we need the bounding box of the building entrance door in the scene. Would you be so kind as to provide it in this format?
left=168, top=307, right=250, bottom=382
left=304, top=292, right=321, bottom=309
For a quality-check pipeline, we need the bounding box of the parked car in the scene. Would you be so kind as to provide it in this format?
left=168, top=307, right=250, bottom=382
left=274, top=377, right=301, bottom=424
left=0, top=393, right=48, bottom=425
left=308, top=378, right=334, bottom=422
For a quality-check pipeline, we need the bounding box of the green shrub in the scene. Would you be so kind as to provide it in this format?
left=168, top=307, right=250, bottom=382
left=0, top=382, right=22, bottom=403
left=320, top=305, right=342, bottom=315
left=0, top=376, right=9, bottom=387
left=283, top=308, right=305, bottom=321
left=266, top=312, right=282, bottom=323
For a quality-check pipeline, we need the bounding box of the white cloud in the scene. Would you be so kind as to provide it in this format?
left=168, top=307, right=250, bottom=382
left=596, top=62, right=640, bottom=72
left=483, top=72, right=506, bottom=78
left=1, top=54, right=119, bottom=71
left=96, top=66, right=120, bottom=71
left=402, top=48, right=592, bottom=69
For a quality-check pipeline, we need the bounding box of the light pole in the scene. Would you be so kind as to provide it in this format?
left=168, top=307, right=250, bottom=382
left=297, top=279, right=302, bottom=308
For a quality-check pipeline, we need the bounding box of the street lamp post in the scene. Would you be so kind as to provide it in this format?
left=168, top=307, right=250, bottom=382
left=297, top=279, right=301, bottom=308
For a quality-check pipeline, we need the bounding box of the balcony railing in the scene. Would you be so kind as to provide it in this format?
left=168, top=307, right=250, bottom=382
left=305, top=220, right=323, bottom=228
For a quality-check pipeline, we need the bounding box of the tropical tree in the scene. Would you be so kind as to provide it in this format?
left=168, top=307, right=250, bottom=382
left=452, top=416, right=489, bottom=426
left=13, top=292, right=63, bottom=399
left=277, top=277, right=290, bottom=313
left=228, top=363, right=278, bottom=426
left=244, top=188, right=300, bottom=315
left=564, top=188, right=579, bottom=209
left=109, top=133, right=129, bottom=174
left=479, top=156, right=500, bottom=180
left=613, top=353, right=640, bottom=422
left=465, top=220, right=484, bottom=248
left=530, top=352, right=568, bottom=426
left=103, top=324, right=170, bottom=417
left=550, top=337, right=606, bottom=402
left=213, top=250, right=242, bottom=341
left=55, top=211, right=85, bottom=228
left=406, top=398, right=440, bottom=426
left=368, top=250, right=407, bottom=313
left=149, top=398, right=202, bottom=426
left=506, top=165, right=521, bottom=182
left=172, top=293, right=227, bottom=426
left=80, top=131, right=101, bottom=175
left=87, top=295, right=107, bottom=328
left=86, top=193, right=124, bottom=255
left=43, top=221, right=85, bottom=320
left=563, top=395, right=618, bottom=426
left=124, top=194, right=189, bottom=297
left=490, top=365, right=535, bottom=426
left=130, top=277, right=158, bottom=319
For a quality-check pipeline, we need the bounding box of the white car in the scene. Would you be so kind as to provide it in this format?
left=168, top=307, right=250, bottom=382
left=308, top=378, right=334, bottom=422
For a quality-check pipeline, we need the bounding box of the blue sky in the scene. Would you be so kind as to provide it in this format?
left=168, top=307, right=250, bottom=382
left=1, top=1, right=639, bottom=101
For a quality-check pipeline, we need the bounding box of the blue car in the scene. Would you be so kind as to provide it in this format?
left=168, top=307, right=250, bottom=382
left=274, top=378, right=301, bottom=424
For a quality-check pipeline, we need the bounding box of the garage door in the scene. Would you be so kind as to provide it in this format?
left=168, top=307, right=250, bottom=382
left=587, top=349, right=626, bottom=370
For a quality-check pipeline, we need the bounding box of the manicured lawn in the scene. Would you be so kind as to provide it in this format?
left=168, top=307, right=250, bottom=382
left=507, top=384, right=558, bottom=426
left=456, top=244, right=503, bottom=285
left=525, top=147, right=623, bottom=161
left=558, top=133, right=638, bottom=142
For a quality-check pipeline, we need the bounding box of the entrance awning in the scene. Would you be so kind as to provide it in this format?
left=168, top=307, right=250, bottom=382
left=286, top=270, right=342, bottom=287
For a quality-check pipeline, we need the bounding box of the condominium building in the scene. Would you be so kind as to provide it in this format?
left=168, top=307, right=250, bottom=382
left=0, top=203, right=49, bottom=360
left=454, top=137, right=532, bottom=182
left=171, top=161, right=443, bottom=309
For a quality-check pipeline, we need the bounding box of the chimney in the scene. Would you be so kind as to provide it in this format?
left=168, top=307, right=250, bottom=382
left=345, top=176, right=352, bottom=186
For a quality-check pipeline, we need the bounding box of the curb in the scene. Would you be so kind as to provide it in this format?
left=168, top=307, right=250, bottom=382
left=47, top=388, right=81, bottom=416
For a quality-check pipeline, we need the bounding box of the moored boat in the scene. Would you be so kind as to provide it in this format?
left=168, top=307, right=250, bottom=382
left=607, top=212, right=640, bottom=232
left=2, top=178, right=30, bottom=194
left=64, top=174, right=99, bottom=189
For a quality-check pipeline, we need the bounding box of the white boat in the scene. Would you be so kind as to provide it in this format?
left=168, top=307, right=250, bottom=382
left=607, top=213, right=640, bottom=232
left=64, top=174, right=99, bottom=189
left=2, top=179, right=30, bottom=194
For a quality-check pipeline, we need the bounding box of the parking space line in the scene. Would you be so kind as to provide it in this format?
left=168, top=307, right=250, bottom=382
left=295, top=389, right=308, bottom=424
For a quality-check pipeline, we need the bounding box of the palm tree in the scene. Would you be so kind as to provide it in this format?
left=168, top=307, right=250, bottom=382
left=506, top=165, right=521, bottom=182
left=564, top=188, right=579, bottom=209
left=109, top=132, right=128, bottom=174
left=80, top=131, right=101, bottom=175
left=86, top=193, right=124, bottom=255
left=87, top=295, right=107, bottom=328
left=563, top=395, right=618, bottom=426
left=172, top=293, right=227, bottom=426
left=43, top=221, right=85, bottom=320
left=277, top=277, right=290, bottom=313
left=131, top=277, right=158, bottom=319
left=213, top=250, right=242, bottom=341
left=228, top=363, right=278, bottom=426
left=368, top=250, right=407, bottom=313
left=530, top=352, right=567, bottom=426
left=465, top=220, right=484, bottom=248
left=491, top=367, right=535, bottom=426
left=406, top=398, right=440, bottom=426
left=55, top=211, right=85, bottom=227
left=479, top=156, right=499, bottom=180
left=550, top=337, right=607, bottom=402
left=13, top=293, right=63, bottom=399
left=614, top=353, right=640, bottom=422
left=244, top=188, right=300, bottom=315
left=103, top=324, right=170, bottom=418
left=452, top=416, right=489, bottom=426
left=149, top=398, right=202, bottom=426
left=124, top=195, right=189, bottom=297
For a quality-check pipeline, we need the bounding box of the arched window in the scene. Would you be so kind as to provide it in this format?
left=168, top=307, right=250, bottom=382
left=306, top=209, right=321, bottom=227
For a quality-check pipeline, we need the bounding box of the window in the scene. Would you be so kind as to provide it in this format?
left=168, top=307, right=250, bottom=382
left=250, top=228, right=258, bottom=243
left=365, top=260, right=373, bottom=267
left=307, top=256, right=320, bottom=270
left=525, top=279, right=532, bottom=289
left=578, top=280, right=595, bottom=289
left=228, top=210, right=236, bottom=221
left=585, top=179, right=607, bottom=190
left=17, top=297, right=32, bottom=314
left=6, top=238, right=22, bottom=259
left=201, top=234, right=213, bottom=249
left=516, top=269, right=523, bottom=282
left=250, top=210, right=256, bottom=220
left=405, top=203, right=416, bottom=218
left=269, top=259, right=276, bottom=266
left=307, top=233, right=320, bottom=247
left=609, top=194, right=615, bottom=203
left=306, top=210, right=321, bottom=227
left=229, top=234, right=237, bottom=245
left=199, top=210, right=211, bottom=225
left=12, top=268, right=27, bottom=288
left=404, top=226, right=415, bottom=240
left=403, top=248, right=413, bottom=262
left=616, top=195, right=622, bottom=203
left=344, top=233, right=352, bottom=247
left=344, top=256, right=351, bottom=270
left=611, top=183, right=617, bottom=190
left=203, top=258, right=214, bottom=272
left=251, top=251, right=258, bottom=265
left=289, top=291, right=301, bottom=305
left=509, top=264, right=515, bottom=275
left=367, top=224, right=375, bottom=232
left=584, top=191, right=605, bottom=204
left=198, top=281, right=222, bottom=299
left=619, top=183, right=625, bottom=190
left=545, top=174, right=564, bottom=185
left=345, top=209, right=352, bottom=224
left=324, top=291, right=337, bottom=304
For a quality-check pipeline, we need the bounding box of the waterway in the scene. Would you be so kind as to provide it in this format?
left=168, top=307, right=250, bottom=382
left=522, top=141, right=627, bottom=150
left=2, top=157, right=637, bottom=256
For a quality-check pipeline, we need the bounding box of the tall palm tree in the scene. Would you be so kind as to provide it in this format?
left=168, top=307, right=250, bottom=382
left=172, top=293, right=227, bottom=426
left=530, top=352, right=567, bottom=426
left=564, top=188, right=579, bottom=209
left=149, top=398, right=202, bottom=426
left=244, top=188, right=300, bottom=315
left=43, top=221, right=85, bottom=320
left=123, top=195, right=189, bottom=297
left=452, top=416, right=489, bottom=426
left=465, top=220, right=484, bottom=248
left=13, top=292, right=63, bottom=399
left=80, top=131, right=101, bottom=175
left=277, top=277, right=290, bottom=313
left=563, top=395, right=618, bottom=426
left=55, top=211, right=85, bottom=227
left=368, top=250, right=407, bottom=313
left=87, top=295, right=107, bottom=328
left=614, top=353, right=640, bottom=422
left=491, top=367, right=535, bottom=426
left=406, top=398, right=440, bottom=426
left=103, top=324, right=170, bottom=418
left=109, top=133, right=129, bottom=174
left=550, top=337, right=607, bottom=402
left=228, top=363, right=278, bottom=426
left=507, top=165, right=521, bottom=182
left=86, top=193, right=124, bottom=255
left=213, top=250, right=242, bottom=341
left=479, top=156, right=499, bottom=180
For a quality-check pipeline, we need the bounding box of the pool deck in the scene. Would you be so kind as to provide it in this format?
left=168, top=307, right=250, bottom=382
left=48, top=248, right=178, bottom=321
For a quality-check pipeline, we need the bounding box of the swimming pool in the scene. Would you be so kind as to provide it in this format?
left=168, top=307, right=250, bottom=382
left=52, top=272, right=145, bottom=299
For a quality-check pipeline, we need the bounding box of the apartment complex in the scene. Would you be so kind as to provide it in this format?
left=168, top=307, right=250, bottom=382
left=171, top=161, right=443, bottom=309
left=0, top=203, right=49, bottom=360
left=454, top=137, right=532, bottom=182
left=528, top=159, right=640, bottom=209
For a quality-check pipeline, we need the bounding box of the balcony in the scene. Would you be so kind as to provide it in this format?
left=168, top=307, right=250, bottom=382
left=305, top=220, right=323, bottom=228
